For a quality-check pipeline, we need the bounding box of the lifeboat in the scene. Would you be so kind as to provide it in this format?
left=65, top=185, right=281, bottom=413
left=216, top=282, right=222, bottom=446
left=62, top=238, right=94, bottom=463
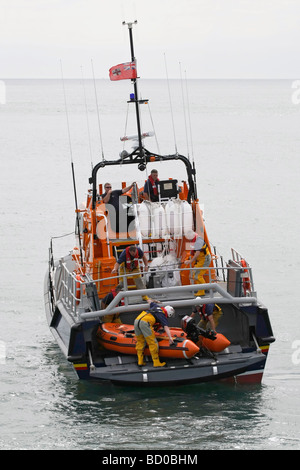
left=96, top=323, right=200, bottom=359
left=45, top=21, right=275, bottom=387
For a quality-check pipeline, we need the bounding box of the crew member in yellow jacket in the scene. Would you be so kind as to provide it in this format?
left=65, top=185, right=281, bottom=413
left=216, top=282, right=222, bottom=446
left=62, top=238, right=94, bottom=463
left=134, top=298, right=175, bottom=367
left=185, top=230, right=211, bottom=296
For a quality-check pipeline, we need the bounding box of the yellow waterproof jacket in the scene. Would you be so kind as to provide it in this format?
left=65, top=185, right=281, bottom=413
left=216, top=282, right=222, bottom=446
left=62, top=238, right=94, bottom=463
left=135, top=311, right=156, bottom=326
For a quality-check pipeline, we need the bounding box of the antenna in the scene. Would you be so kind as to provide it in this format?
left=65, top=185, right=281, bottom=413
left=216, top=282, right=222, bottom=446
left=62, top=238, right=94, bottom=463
left=179, top=62, right=190, bottom=159
left=184, top=70, right=195, bottom=165
left=122, top=20, right=144, bottom=157
left=60, top=60, right=84, bottom=267
left=164, top=53, right=178, bottom=154
left=184, top=70, right=196, bottom=197
left=91, top=59, right=105, bottom=162
left=80, top=66, right=93, bottom=170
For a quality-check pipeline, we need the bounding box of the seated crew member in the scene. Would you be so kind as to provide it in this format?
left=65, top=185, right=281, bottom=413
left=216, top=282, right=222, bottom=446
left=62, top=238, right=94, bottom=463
left=143, top=169, right=159, bottom=202
left=100, top=283, right=124, bottom=324
left=111, top=245, right=148, bottom=296
left=101, top=181, right=135, bottom=232
left=184, top=230, right=211, bottom=296
left=134, top=298, right=175, bottom=367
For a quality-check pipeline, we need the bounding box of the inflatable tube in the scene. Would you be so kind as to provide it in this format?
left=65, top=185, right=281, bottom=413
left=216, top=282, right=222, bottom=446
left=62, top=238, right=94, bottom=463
left=96, top=323, right=199, bottom=359
left=201, top=334, right=231, bottom=352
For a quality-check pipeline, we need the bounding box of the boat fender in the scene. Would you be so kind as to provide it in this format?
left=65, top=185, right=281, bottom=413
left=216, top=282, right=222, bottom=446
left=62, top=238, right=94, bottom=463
left=165, top=199, right=182, bottom=237
left=138, top=201, right=151, bottom=237
left=152, top=203, right=168, bottom=238
left=182, top=200, right=193, bottom=236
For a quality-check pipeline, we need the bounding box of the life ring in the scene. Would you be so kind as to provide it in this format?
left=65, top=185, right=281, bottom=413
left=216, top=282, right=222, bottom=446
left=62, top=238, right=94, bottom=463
left=75, top=274, right=83, bottom=305
left=240, top=259, right=251, bottom=295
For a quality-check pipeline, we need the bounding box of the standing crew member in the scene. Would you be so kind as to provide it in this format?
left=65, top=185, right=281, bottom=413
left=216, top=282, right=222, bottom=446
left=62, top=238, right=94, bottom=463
left=101, top=181, right=135, bottom=232
left=143, top=169, right=159, bottom=202
left=134, top=298, right=175, bottom=367
left=184, top=230, right=211, bottom=296
left=111, top=245, right=148, bottom=293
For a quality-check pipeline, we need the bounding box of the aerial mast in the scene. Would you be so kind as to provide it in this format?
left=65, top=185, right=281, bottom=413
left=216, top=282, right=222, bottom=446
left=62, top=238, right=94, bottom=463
left=122, top=20, right=144, bottom=157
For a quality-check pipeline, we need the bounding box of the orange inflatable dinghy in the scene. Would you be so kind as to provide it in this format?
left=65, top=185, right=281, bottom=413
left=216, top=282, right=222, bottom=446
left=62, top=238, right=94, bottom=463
left=180, top=315, right=231, bottom=353
left=96, top=323, right=200, bottom=359
left=201, top=334, right=231, bottom=352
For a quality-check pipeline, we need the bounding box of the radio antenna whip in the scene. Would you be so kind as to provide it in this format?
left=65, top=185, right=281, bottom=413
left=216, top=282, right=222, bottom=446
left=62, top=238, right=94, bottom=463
left=60, top=60, right=83, bottom=267
left=185, top=69, right=195, bottom=165
left=164, top=52, right=178, bottom=154
left=179, top=62, right=190, bottom=159
left=81, top=65, right=93, bottom=170
left=91, top=59, right=105, bottom=162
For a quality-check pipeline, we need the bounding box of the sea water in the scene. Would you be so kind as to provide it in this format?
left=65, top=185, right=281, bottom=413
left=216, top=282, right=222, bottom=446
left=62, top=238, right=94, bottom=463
left=0, top=78, right=299, bottom=450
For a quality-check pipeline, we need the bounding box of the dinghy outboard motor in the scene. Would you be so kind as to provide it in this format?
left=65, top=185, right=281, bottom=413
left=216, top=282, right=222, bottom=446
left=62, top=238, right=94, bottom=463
left=181, top=315, right=217, bottom=343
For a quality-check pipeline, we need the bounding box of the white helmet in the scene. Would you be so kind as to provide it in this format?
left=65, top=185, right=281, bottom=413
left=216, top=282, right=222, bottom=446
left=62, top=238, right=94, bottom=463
left=164, top=305, right=175, bottom=318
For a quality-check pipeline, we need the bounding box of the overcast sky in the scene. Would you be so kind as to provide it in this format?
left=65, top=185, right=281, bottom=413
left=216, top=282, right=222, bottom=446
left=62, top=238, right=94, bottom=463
left=1, top=0, right=300, bottom=79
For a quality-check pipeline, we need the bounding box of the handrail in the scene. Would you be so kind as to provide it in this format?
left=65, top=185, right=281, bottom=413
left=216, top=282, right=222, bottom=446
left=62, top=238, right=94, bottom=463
left=79, top=283, right=258, bottom=320
left=50, top=246, right=256, bottom=318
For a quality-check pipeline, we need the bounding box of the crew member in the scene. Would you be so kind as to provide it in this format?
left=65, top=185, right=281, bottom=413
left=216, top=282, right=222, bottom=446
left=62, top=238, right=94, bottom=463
left=191, top=301, right=222, bottom=333
left=134, top=298, right=175, bottom=367
left=143, top=169, right=159, bottom=202
left=100, top=283, right=124, bottom=323
left=101, top=182, right=135, bottom=232
left=111, top=245, right=148, bottom=294
left=184, top=230, right=211, bottom=296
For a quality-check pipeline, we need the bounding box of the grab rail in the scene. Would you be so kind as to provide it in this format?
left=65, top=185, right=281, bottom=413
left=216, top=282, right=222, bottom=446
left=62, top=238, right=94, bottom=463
left=79, top=283, right=258, bottom=320
left=51, top=259, right=257, bottom=317
left=49, top=235, right=256, bottom=317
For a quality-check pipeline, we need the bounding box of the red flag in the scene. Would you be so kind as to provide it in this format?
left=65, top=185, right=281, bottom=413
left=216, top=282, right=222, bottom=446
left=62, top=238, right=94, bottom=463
left=109, top=62, right=137, bottom=81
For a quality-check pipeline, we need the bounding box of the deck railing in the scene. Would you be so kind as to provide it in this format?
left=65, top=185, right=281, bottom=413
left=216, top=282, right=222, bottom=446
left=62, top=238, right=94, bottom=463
left=50, top=256, right=257, bottom=319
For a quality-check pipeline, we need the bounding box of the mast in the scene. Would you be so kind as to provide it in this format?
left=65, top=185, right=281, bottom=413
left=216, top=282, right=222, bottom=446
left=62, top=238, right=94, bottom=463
left=123, top=21, right=144, bottom=157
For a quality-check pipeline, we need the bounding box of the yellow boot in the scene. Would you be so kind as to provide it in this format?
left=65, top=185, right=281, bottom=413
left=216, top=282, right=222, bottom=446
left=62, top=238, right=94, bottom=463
left=153, top=358, right=166, bottom=367
left=146, top=333, right=166, bottom=367
left=136, top=334, right=146, bottom=366
left=137, top=352, right=146, bottom=366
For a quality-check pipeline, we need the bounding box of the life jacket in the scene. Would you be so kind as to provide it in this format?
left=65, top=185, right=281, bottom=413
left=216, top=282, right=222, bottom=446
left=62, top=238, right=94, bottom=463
left=111, top=288, right=125, bottom=306
left=148, top=175, right=159, bottom=196
left=190, top=234, right=210, bottom=256
left=136, top=311, right=156, bottom=327
left=125, top=246, right=139, bottom=271
left=149, top=305, right=168, bottom=330
left=136, top=306, right=167, bottom=330
left=197, top=303, right=221, bottom=321
left=199, top=304, right=213, bottom=321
